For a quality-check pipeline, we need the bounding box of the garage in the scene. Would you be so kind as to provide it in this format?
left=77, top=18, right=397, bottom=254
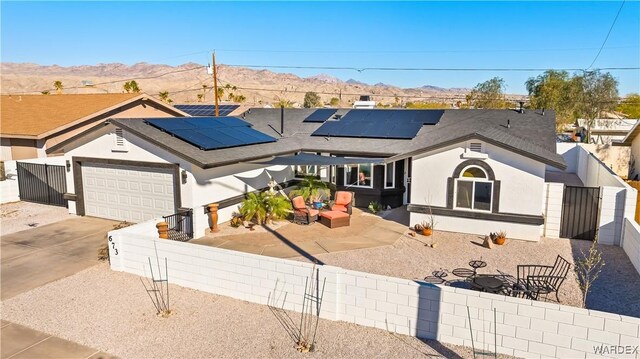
left=80, top=161, right=177, bottom=222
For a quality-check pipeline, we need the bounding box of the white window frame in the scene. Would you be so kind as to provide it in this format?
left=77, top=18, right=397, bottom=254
left=344, top=163, right=374, bottom=188
left=384, top=162, right=395, bottom=189
left=453, top=165, right=493, bottom=212
left=296, top=165, right=318, bottom=177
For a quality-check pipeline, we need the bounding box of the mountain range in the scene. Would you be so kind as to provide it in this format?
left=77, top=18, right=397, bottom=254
left=1, top=62, right=477, bottom=106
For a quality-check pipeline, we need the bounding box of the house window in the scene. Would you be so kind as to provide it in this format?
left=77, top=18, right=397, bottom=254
left=296, top=165, right=317, bottom=177
left=345, top=163, right=373, bottom=188
left=454, top=166, right=493, bottom=211
left=384, top=162, right=395, bottom=189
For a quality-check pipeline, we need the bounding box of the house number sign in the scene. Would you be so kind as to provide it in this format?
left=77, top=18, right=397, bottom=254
left=108, top=235, right=118, bottom=256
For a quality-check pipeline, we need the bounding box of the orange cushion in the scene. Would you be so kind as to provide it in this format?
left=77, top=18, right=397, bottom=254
left=331, top=204, right=347, bottom=213
left=319, top=210, right=349, bottom=219
left=292, top=196, right=306, bottom=210
left=335, top=191, right=352, bottom=206
left=308, top=209, right=319, bottom=216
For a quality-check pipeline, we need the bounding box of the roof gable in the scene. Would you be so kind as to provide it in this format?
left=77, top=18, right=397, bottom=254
left=0, top=93, right=171, bottom=137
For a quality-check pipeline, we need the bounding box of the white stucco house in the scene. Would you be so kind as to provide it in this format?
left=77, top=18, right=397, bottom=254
left=56, top=107, right=567, bottom=241
left=614, top=121, right=640, bottom=180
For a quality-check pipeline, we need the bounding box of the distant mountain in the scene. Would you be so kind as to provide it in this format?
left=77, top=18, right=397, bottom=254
left=1, top=62, right=483, bottom=106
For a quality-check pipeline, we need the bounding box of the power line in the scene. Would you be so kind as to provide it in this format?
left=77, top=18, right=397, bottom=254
left=213, top=45, right=639, bottom=55
left=223, top=64, right=639, bottom=73
left=587, top=0, right=626, bottom=69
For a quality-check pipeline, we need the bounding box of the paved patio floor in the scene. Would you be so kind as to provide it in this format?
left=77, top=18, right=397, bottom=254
left=191, top=208, right=408, bottom=263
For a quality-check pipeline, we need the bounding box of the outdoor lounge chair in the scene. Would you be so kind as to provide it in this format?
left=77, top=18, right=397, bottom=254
left=515, top=255, right=571, bottom=302
left=291, top=196, right=319, bottom=225
left=330, top=191, right=354, bottom=215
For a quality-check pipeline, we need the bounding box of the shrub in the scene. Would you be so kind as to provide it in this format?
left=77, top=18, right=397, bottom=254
left=289, top=176, right=329, bottom=202
left=239, top=191, right=292, bottom=225
left=368, top=201, right=382, bottom=214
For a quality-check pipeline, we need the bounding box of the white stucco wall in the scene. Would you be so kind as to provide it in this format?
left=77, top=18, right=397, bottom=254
left=63, top=126, right=293, bottom=237
left=1, top=138, right=12, bottom=161
left=630, top=137, right=640, bottom=180
left=410, top=141, right=547, bottom=241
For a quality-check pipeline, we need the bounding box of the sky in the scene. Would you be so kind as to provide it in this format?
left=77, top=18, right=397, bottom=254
left=2, top=1, right=639, bottom=95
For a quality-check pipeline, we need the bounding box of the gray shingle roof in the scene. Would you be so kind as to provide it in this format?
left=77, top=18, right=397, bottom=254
left=109, top=108, right=565, bottom=170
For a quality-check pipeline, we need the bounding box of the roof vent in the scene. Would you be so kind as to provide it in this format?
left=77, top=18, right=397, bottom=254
left=469, top=142, right=482, bottom=153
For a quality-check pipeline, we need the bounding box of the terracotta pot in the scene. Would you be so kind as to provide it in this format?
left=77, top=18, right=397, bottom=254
left=495, top=236, right=506, bottom=245
left=422, top=228, right=433, bottom=236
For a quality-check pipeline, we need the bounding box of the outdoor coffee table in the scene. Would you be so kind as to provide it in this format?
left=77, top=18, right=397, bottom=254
left=473, top=276, right=504, bottom=293
left=318, top=210, right=350, bottom=228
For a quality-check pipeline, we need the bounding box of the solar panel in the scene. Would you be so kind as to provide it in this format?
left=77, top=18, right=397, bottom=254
left=174, top=104, right=240, bottom=117
left=146, top=117, right=276, bottom=150
left=303, top=109, right=338, bottom=123
left=311, top=109, right=444, bottom=139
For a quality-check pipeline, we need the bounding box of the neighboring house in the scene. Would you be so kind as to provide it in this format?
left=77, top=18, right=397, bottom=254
left=56, top=108, right=566, bottom=241
left=575, top=118, right=639, bottom=145
left=613, top=121, right=640, bottom=180
left=0, top=93, right=188, bottom=160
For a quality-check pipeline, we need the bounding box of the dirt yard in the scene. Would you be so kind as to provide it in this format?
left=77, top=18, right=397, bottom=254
left=1, top=201, right=71, bottom=236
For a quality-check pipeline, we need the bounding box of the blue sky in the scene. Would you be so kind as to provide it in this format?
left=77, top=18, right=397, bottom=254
left=2, top=1, right=639, bottom=94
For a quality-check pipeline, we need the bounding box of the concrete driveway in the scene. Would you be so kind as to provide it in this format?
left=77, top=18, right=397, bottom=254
left=1, top=216, right=118, bottom=359
left=1, top=216, right=118, bottom=300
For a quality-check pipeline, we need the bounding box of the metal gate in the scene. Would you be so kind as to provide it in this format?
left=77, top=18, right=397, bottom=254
left=559, top=186, right=600, bottom=240
left=16, top=162, right=68, bottom=207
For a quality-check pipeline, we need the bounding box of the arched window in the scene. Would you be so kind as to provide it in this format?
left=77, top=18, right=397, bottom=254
left=455, top=165, right=493, bottom=211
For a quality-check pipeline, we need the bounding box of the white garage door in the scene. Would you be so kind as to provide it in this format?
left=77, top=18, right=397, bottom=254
left=82, top=162, right=176, bottom=222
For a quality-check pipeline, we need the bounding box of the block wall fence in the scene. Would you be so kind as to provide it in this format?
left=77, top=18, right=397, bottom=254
left=109, top=221, right=640, bottom=359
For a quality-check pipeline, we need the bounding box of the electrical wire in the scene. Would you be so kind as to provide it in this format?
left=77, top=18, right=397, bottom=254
left=224, top=64, right=639, bottom=73
left=587, top=0, right=627, bottom=70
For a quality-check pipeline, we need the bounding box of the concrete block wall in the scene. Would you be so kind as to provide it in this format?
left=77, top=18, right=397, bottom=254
left=599, top=186, right=626, bottom=245
left=542, top=182, right=564, bottom=238
left=622, top=218, right=640, bottom=276
left=109, top=223, right=640, bottom=358
left=1, top=160, right=19, bottom=204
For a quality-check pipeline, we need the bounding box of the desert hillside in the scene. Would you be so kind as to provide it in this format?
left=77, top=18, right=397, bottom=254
left=0, top=62, right=478, bottom=106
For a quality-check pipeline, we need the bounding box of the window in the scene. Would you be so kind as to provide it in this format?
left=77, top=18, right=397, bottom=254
left=345, top=163, right=373, bottom=188
left=454, top=166, right=493, bottom=211
left=296, top=165, right=317, bottom=177
left=384, top=162, right=395, bottom=189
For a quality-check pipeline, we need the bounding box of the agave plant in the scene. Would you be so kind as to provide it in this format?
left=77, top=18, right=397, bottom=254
left=290, top=176, right=329, bottom=202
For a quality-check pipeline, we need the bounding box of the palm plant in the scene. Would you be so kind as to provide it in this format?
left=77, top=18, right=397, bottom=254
left=239, top=192, right=268, bottom=224
left=289, top=176, right=329, bottom=202
left=240, top=192, right=292, bottom=224
left=266, top=194, right=292, bottom=221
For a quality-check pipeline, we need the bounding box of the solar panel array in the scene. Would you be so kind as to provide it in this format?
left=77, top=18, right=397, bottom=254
left=311, top=109, right=444, bottom=139
left=146, top=117, right=276, bottom=151
left=303, top=109, right=338, bottom=123
left=174, top=104, right=240, bottom=117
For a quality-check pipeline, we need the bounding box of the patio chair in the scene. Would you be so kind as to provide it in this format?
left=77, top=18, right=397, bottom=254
left=291, top=196, right=319, bottom=225
left=496, top=270, right=534, bottom=299
left=516, top=255, right=571, bottom=302
left=330, top=191, right=355, bottom=215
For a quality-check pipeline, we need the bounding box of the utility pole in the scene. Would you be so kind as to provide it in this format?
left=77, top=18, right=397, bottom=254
left=212, top=52, right=220, bottom=117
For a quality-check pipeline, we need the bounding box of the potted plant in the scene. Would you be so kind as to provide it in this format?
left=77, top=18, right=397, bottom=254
left=414, top=223, right=424, bottom=234
left=421, top=220, right=433, bottom=236
left=495, top=230, right=507, bottom=245
left=368, top=201, right=382, bottom=214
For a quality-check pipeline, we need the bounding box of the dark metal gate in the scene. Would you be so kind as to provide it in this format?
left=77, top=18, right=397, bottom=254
left=560, top=186, right=600, bottom=240
left=16, top=162, right=68, bottom=207
left=162, top=208, right=194, bottom=242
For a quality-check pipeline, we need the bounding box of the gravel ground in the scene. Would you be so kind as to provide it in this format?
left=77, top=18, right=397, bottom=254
left=1, top=264, right=516, bottom=359
left=1, top=201, right=71, bottom=236
left=292, top=229, right=640, bottom=318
